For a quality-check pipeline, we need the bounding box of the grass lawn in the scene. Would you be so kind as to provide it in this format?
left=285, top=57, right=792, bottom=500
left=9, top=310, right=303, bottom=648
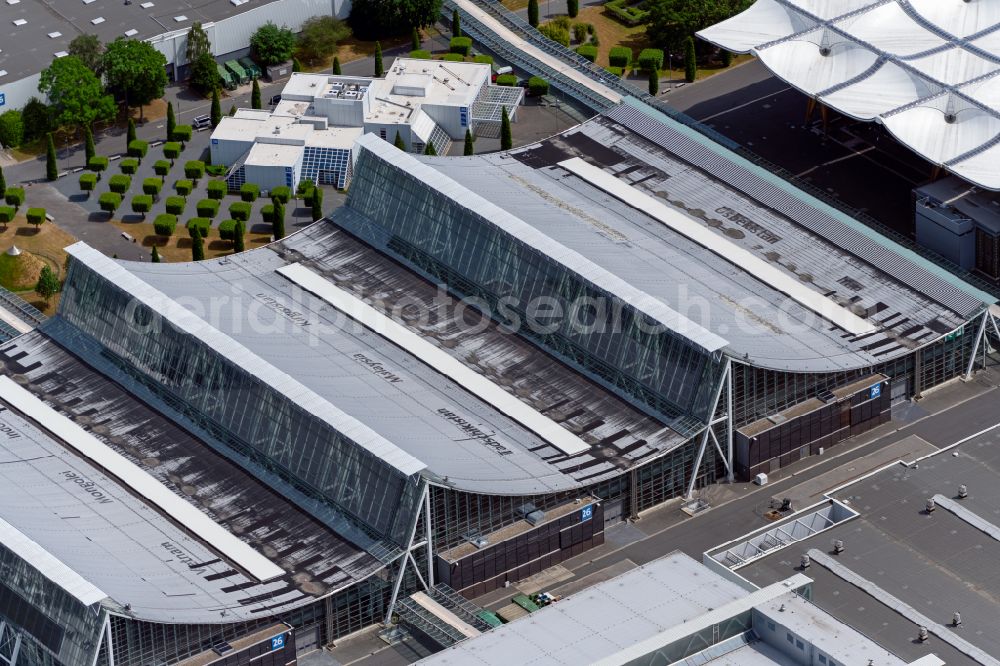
left=0, top=217, right=79, bottom=314
left=110, top=220, right=274, bottom=263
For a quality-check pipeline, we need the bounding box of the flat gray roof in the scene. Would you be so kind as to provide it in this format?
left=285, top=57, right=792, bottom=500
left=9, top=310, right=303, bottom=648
left=0, top=0, right=276, bottom=83
left=0, top=331, right=383, bottom=624
left=423, top=111, right=983, bottom=372
left=416, top=551, right=755, bottom=666
left=737, top=425, right=1000, bottom=665
left=120, top=222, right=688, bottom=495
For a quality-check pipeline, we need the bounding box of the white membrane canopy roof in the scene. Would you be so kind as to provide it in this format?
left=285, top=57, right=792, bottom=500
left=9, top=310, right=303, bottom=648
left=698, top=0, right=1000, bottom=190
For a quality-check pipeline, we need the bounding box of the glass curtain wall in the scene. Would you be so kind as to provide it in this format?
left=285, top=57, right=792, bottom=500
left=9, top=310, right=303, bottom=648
left=0, top=545, right=106, bottom=666
left=341, top=148, right=725, bottom=431
left=56, top=261, right=423, bottom=547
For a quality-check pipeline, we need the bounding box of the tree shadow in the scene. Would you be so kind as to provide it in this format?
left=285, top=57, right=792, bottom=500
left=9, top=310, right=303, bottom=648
left=68, top=193, right=90, bottom=203
left=119, top=214, right=145, bottom=224
left=207, top=240, right=231, bottom=251
left=177, top=238, right=193, bottom=249
left=141, top=235, right=167, bottom=247
left=249, top=223, right=273, bottom=234
left=14, top=227, right=40, bottom=236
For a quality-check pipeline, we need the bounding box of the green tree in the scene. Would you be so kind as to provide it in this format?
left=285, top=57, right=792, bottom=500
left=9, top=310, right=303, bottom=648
left=393, top=131, right=405, bottom=150
left=251, top=79, right=262, bottom=110
left=721, top=49, right=732, bottom=67
left=68, top=34, right=104, bottom=76
left=251, top=22, right=296, bottom=66
left=38, top=57, right=115, bottom=135
left=20, top=98, right=52, bottom=144
left=36, top=265, right=60, bottom=302
left=645, top=0, right=747, bottom=52
left=412, top=27, right=421, bottom=51
left=423, top=143, right=436, bottom=156
left=0, top=110, right=24, bottom=149
left=649, top=67, right=659, bottom=95
left=684, top=35, right=696, bottom=82
left=272, top=198, right=286, bottom=239
left=500, top=106, right=512, bottom=150
left=452, top=9, right=462, bottom=37
left=463, top=128, right=474, bottom=156
left=332, top=56, right=342, bottom=75
left=166, top=101, right=176, bottom=143
left=191, top=226, right=205, bottom=261
left=349, top=0, right=442, bottom=38
left=568, top=0, right=579, bottom=18
left=229, top=104, right=237, bottom=117
left=45, top=134, right=58, bottom=181
left=127, top=117, right=137, bottom=147
left=292, top=57, right=303, bottom=73
left=103, top=38, right=168, bottom=121
left=186, top=22, right=212, bottom=64
left=0, top=166, right=5, bottom=197
left=211, top=88, right=222, bottom=129
left=311, top=187, right=323, bottom=221
left=374, top=41, right=384, bottom=78
left=151, top=245, right=161, bottom=263
left=84, top=125, right=96, bottom=164
left=189, top=52, right=221, bottom=93
left=296, top=16, right=351, bottom=66
left=528, top=0, right=539, bottom=27
left=233, top=220, right=246, bottom=252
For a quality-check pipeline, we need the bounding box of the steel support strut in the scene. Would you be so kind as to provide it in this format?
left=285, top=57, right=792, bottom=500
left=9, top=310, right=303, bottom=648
left=383, top=483, right=429, bottom=626
left=686, top=358, right=731, bottom=499
left=964, top=312, right=989, bottom=380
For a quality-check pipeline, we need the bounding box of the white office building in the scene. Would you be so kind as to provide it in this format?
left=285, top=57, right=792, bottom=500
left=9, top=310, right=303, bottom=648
left=210, top=58, right=524, bottom=192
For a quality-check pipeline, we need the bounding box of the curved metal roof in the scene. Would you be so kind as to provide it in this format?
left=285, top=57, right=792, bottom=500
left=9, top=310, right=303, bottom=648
left=698, top=0, right=1000, bottom=190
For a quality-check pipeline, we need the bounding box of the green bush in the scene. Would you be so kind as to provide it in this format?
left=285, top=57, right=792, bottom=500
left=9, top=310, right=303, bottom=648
left=119, top=158, right=139, bottom=175
left=108, top=174, right=131, bottom=194
left=550, top=16, right=571, bottom=29
left=573, top=23, right=587, bottom=43
left=496, top=74, right=518, bottom=86
left=528, top=76, right=549, bottom=96
left=206, top=164, right=228, bottom=177
left=172, top=125, right=193, bottom=143
left=576, top=44, right=598, bottom=62
left=609, top=46, right=632, bottom=68
left=127, top=140, right=149, bottom=159
left=174, top=179, right=193, bottom=196
left=4, top=187, right=24, bottom=209
left=186, top=217, right=211, bottom=238
left=0, top=207, right=14, bottom=224
left=442, top=53, right=464, bottom=62
left=79, top=173, right=98, bottom=192
left=88, top=156, right=109, bottom=173
left=604, top=0, right=648, bottom=26
left=218, top=219, right=239, bottom=241
left=98, top=192, right=121, bottom=214
left=269, top=185, right=291, bottom=203
left=206, top=180, right=227, bottom=200
left=450, top=36, right=472, bottom=56
left=229, top=201, right=251, bottom=221
left=409, top=49, right=431, bottom=59
left=0, top=110, right=23, bottom=149
left=240, top=183, right=260, bottom=202
left=163, top=142, right=182, bottom=161
left=586, top=22, right=595, bottom=35
left=153, top=160, right=171, bottom=177
left=131, top=195, right=153, bottom=217
left=637, top=48, right=664, bottom=72
left=606, top=66, right=624, bottom=77
left=196, top=199, right=219, bottom=218
left=153, top=214, right=177, bottom=236
left=165, top=196, right=186, bottom=215
left=142, top=178, right=162, bottom=197
left=26, top=208, right=45, bottom=227
left=260, top=203, right=274, bottom=223
left=296, top=179, right=315, bottom=196
left=473, top=54, right=493, bottom=65
left=184, top=160, right=206, bottom=180
left=538, top=23, right=570, bottom=47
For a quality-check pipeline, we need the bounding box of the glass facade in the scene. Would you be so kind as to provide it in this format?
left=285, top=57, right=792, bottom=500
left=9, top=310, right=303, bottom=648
left=341, top=147, right=727, bottom=431
left=301, top=147, right=350, bottom=189
left=0, top=543, right=106, bottom=666
left=56, top=261, right=424, bottom=548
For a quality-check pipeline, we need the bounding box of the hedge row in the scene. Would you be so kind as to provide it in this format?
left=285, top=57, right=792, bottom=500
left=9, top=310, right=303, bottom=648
left=604, top=0, right=648, bottom=26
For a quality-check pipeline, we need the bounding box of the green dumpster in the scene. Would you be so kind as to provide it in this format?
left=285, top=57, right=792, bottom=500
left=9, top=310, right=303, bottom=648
left=225, top=60, right=249, bottom=85
left=238, top=56, right=262, bottom=79
left=216, top=64, right=237, bottom=90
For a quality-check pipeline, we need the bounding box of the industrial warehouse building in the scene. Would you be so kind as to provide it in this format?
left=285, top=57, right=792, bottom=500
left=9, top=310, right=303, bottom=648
left=210, top=61, right=524, bottom=191
left=0, top=0, right=345, bottom=113
left=0, top=96, right=996, bottom=666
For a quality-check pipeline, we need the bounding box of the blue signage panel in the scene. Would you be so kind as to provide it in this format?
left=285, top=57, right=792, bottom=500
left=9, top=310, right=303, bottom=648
left=459, top=106, right=469, bottom=127
left=270, top=634, right=286, bottom=651
left=870, top=383, right=881, bottom=399
left=211, top=138, right=218, bottom=145
left=0, top=93, right=5, bottom=107
left=580, top=504, right=593, bottom=522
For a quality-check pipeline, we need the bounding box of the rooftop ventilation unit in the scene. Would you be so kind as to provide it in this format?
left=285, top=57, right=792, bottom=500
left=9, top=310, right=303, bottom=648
left=173, top=15, right=188, bottom=22
left=140, top=1, right=154, bottom=6
left=47, top=31, right=62, bottom=38
left=6, top=0, right=20, bottom=5
left=91, top=17, right=105, bottom=24
left=12, top=19, right=26, bottom=26
left=124, top=29, right=138, bottom=37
